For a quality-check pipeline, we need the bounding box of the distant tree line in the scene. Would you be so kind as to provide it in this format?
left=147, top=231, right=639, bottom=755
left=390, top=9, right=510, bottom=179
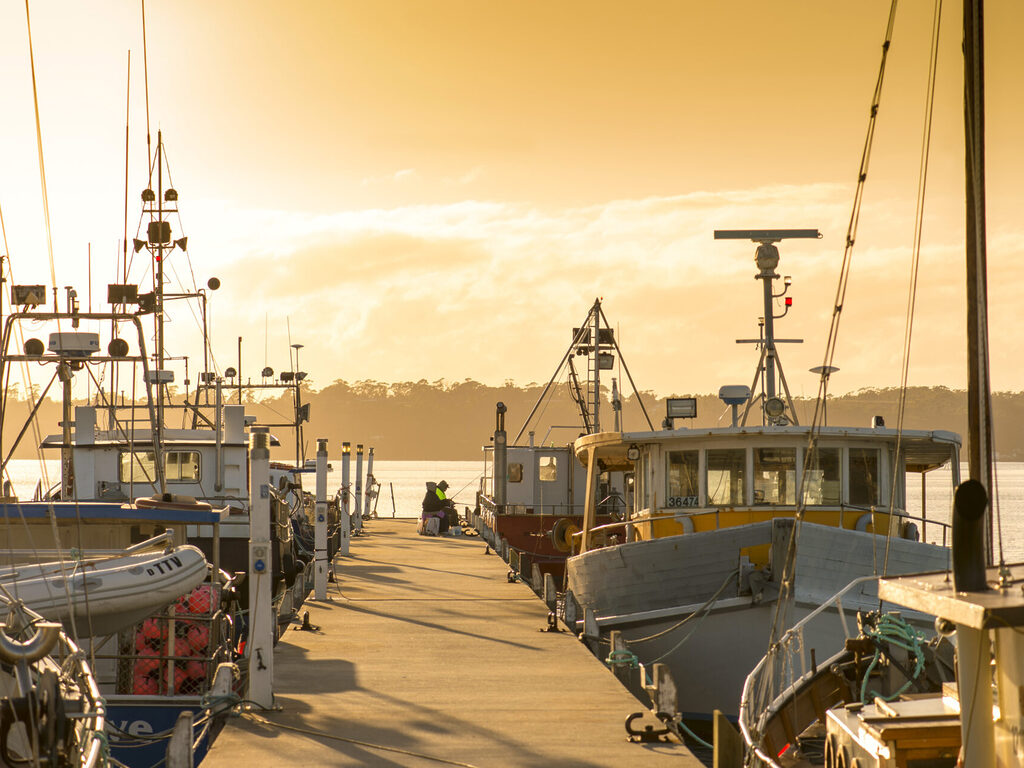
left=4, top=381, right=1024, bottom=461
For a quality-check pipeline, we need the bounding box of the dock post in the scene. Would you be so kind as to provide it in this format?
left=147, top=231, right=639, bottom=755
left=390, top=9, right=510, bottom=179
left=354, top=444, right=364, bottom=533
left=543, top=573, right=557, bottom=611
left=340, top=442, right=351, bottom=554
left=713, top=710, right=743, bottom=768
left=166, top=710, right=194, bottom=768
left=247, top=427, right=274, bottom=709
left=365, top=447, right=375, bottom=519
left=314, top=438, right=328, bottom=600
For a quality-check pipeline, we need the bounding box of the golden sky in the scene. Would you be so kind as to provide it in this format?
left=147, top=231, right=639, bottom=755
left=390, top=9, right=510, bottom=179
left=1, top=1, right=1023, bottom=401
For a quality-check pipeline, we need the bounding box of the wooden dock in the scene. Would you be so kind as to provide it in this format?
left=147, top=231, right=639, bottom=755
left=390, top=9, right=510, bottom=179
left=205, top=519, right=702, bottom=767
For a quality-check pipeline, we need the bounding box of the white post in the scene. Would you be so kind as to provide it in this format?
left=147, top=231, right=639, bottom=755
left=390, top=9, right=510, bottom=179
left=247, top=427, right=274, bottom=709
left=354, top=444, right=364, bottom=533
left=340, top=442, right=351, bottom=554
left=956, top=625, right=995, bottom=766
left=364, top=447, right=375, bottom=519
left=314, top=438, right=328, bottom=600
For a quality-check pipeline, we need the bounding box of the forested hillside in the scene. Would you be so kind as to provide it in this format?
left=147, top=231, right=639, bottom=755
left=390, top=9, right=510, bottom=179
left=6, top=381, right=1024, bottom=461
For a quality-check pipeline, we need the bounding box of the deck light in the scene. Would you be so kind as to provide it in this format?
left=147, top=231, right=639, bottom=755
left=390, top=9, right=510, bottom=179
left=225, top=367, right=237, bottom=379
left=765, top=397, right=786, bottom=419
left=164, top=188, right=178, bottom=202
left=626, top=444, right=640, bottom=461
left=24, top=338, right=44, bottom=356
left=142, top=188, right=155, bottom=202
left=261, top=367, right=273, bottom=378
left=666, top=398, right=697, bottom=420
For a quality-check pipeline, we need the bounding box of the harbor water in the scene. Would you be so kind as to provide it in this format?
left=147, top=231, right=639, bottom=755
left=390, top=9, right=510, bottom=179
left=7, top=458, right=1024, bottom=559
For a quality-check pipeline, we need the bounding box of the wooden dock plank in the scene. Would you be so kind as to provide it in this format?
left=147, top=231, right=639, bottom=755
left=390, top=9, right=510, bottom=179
left=205, top=519, right=701, bottom=767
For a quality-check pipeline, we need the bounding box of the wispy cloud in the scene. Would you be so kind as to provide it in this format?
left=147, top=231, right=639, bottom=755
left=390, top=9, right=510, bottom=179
left=175, top=183, right=1024, bottom=396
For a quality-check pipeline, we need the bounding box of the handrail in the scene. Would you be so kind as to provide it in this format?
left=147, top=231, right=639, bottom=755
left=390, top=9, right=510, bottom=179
left=738, top=575, right=879, bottom=768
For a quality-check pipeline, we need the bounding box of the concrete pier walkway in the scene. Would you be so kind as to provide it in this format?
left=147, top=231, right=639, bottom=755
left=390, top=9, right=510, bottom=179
left=205, top=519, right=701, bottom=767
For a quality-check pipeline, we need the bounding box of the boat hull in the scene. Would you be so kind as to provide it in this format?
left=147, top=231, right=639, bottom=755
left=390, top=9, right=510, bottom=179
left=567, top=519, right=950, bottom=717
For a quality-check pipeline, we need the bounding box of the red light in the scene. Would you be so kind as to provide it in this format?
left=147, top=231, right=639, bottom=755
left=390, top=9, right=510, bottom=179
left=785, top=297, right=792, bottom=306
left=778, top=743, right=790, bottom=757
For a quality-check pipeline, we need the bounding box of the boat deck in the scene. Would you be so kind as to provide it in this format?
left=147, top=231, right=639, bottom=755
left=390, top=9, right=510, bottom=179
left=205, top=519, right=700, bottom=767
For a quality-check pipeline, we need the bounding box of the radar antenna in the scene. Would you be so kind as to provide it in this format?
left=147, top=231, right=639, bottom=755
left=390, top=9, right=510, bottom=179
left=714, top=229, right=821, bottom=425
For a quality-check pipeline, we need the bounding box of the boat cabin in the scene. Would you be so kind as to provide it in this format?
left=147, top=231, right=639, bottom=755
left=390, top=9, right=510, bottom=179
left=574, top=424, right=960, bottom=552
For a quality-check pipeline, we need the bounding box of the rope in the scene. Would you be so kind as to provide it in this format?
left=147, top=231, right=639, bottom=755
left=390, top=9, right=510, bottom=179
left=240, top=710, right=484, bottom=768
left=626, top=568, right=739, bottom=644
left=859, top=613, right=927, bottom=703
left=882, top=0, right=943, bottom=579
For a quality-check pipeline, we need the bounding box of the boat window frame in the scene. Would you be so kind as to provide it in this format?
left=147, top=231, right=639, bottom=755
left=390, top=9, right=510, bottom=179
left=118, top=449, right=202, bottom=484
left=665, top=449, right=700, bottom=508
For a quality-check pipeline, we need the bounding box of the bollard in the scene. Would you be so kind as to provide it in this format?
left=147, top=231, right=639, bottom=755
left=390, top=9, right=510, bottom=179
left=354, top=444, right=364, bottom=533
left=314, top=438, right=328, bottom=600
left=543, top=573, right=557, bottom=611
left=340, top=442, right=351, bottom=554
left=166, top=710, right=194, bottom=768
left=247, top=427, right=274, bottom=709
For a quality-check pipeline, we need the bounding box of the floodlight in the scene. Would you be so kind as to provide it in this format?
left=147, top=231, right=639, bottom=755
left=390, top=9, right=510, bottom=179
left=765, top=397, right=786, bottom=419
left=666, top=398, right=697, bottom=420
left=12, top=285, right=46, bottom=307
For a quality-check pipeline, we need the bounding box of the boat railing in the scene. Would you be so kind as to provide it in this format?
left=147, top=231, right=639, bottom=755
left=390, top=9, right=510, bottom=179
left=477, top=494, right=590, bottom=517
left=0, top=600, right=107, bottom=767
left=738, top=574, right=881, bottom=768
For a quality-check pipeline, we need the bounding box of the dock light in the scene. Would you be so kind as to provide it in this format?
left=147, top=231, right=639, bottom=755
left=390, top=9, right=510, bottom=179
left=133, top=239, right=147, bottom=253
left=356, top=444, right=364, bottom=455
left=225, top=367, right=237, bottom=379
left=142, top=188, right=155, bottom=202
left=11, top=285, right=46, bottom=307
left=164, top=188, right=178, bottom=202
left=342, top=442, right=351, bottom=454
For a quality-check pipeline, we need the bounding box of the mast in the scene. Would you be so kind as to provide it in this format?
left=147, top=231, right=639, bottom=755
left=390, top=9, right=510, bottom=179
left=963, top=0, right=994, bottom=564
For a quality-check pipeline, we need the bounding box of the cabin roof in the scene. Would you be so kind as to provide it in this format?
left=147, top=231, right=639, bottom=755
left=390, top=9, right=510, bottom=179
left=40, top=429, right=282, bottom=448
left=574, top=425, right=961, bottom=472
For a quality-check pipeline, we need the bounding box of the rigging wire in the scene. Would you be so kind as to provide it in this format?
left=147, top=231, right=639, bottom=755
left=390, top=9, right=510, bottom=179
left=882, top=0, right=943, bottom=578
left=757, top=0, right=901, bottom=722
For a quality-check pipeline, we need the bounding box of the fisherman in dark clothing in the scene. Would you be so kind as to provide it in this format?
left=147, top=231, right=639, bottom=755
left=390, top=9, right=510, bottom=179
left=434, top=480, right=452, bottom=533
left=421, top=481, right=452, bottom=535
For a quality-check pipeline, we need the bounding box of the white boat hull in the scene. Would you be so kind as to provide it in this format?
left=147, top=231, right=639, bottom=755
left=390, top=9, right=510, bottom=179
left=0, top=546, right=208, bottom=637
left=567, top=520, right=950, bottom=717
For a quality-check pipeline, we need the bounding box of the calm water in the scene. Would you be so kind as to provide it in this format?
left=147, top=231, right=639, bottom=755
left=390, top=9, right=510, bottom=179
left=7, top=458, right=1024, bottom=560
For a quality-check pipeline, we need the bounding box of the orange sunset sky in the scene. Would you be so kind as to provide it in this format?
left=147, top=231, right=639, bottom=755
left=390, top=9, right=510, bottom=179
left=0, top=1, right=1022, bottom=399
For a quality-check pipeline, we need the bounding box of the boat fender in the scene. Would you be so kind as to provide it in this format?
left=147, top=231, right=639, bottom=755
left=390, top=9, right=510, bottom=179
left=679, top=515, right=694, bottom=534
left=902, top=521, right=920, bottom=541
left=855, top=513, right=873, bottom=533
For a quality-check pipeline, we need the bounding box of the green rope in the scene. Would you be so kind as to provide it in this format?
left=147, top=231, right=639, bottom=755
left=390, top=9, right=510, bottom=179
left=604, top=649, right=639, bottom=669
left=860, top=613, right=928, bottom=704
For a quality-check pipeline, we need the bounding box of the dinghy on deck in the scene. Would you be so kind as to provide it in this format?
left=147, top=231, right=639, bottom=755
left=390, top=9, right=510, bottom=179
left=0, top=533, right=208, bottom=636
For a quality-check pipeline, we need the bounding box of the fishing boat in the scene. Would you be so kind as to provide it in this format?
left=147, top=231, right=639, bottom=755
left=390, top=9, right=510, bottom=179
left=475, top=299, right=650, bottom=584
left=740, top=2, right=1020, bottom=766
left=563, top=231, right=959, bottom=720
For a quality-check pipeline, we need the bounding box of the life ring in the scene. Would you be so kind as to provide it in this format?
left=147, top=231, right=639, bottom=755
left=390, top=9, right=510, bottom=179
left=550, top=518, right=580, bottom=553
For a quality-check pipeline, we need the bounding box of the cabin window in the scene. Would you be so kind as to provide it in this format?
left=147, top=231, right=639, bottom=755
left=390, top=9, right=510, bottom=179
left=120, top=451, right=156, bottom=483
left=849, top=448, right=880, bottom=506
left=119, top=450, right=201, bottom=483
left=538, top=456, right=558, bottom=482
left=802, top=447, right=841, bottom=505
left=666, top=450, right=699, bottom=507
left=753, top=447, right=796, bottom=504
left=166, top=451, right=201, bottom=482
left=508, top=463, right=523, bottom=483
left=707, top=449, right=745, bottom=506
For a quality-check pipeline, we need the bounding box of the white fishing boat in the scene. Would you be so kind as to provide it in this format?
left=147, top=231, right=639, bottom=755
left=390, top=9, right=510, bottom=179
left=564, top=231, right=958, bottom=720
